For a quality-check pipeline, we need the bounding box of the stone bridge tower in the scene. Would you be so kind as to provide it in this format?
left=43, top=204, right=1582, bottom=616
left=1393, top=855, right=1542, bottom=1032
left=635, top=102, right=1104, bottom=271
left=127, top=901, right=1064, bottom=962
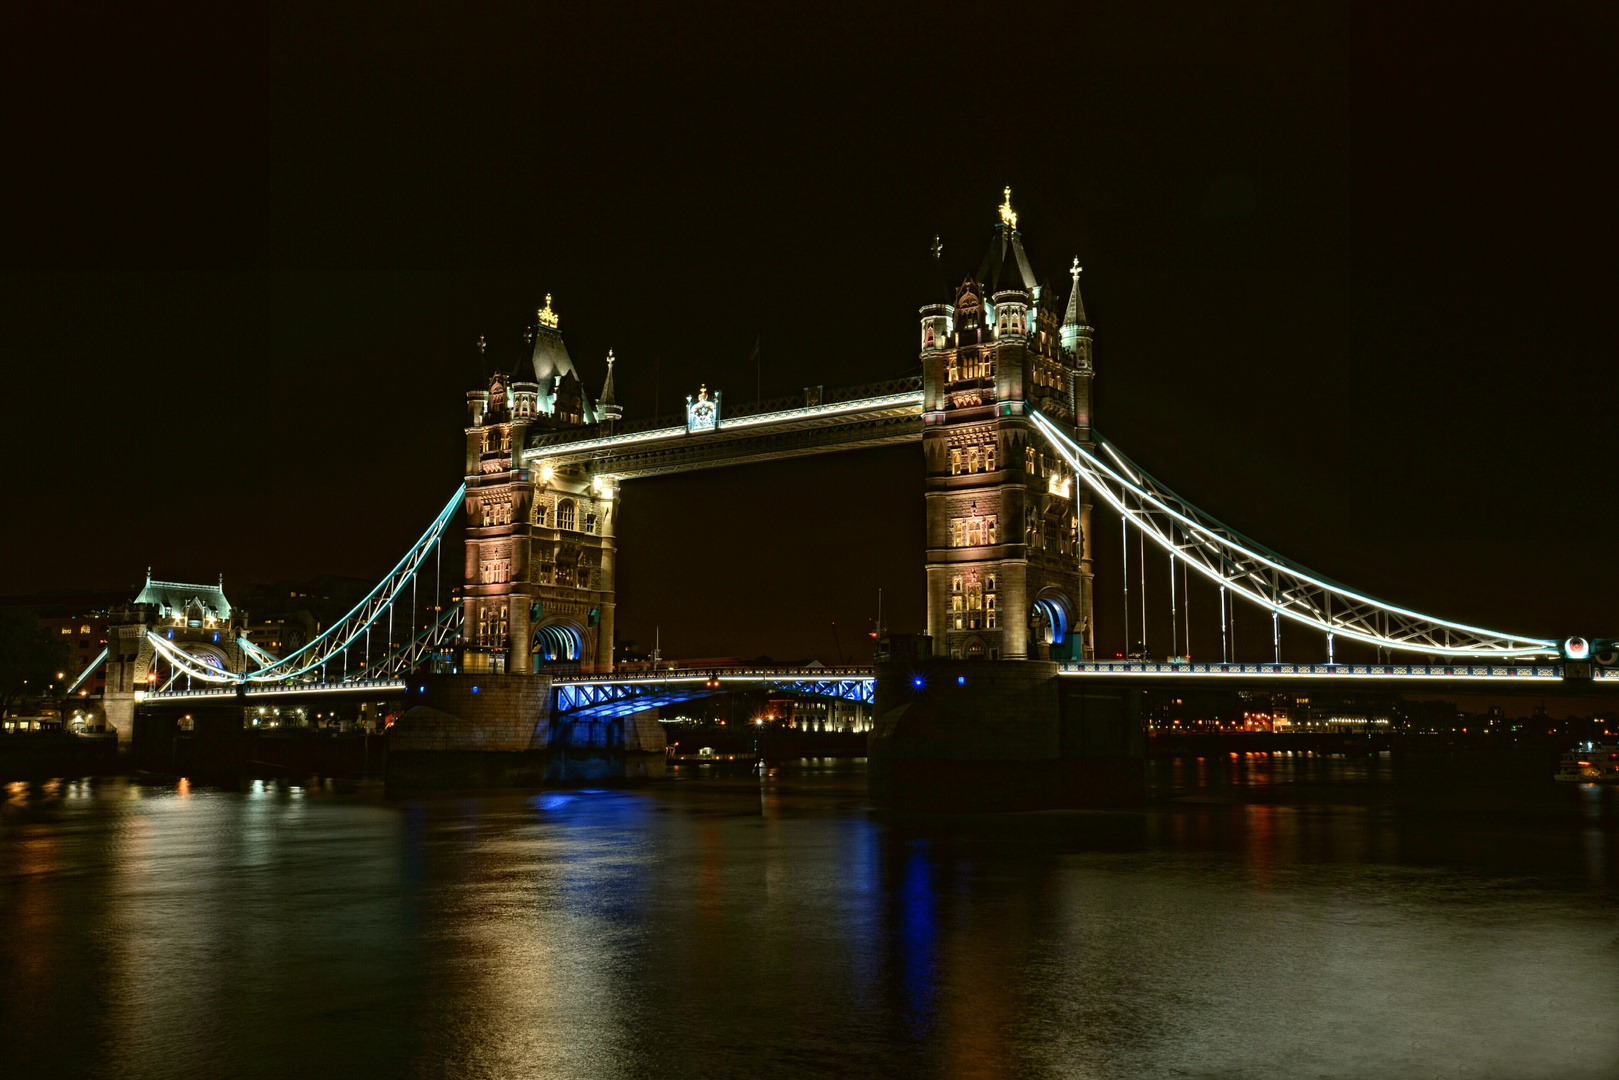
left=921, top=190, right=1095, bottom=661
left=463, top=297, right=618, bottom=675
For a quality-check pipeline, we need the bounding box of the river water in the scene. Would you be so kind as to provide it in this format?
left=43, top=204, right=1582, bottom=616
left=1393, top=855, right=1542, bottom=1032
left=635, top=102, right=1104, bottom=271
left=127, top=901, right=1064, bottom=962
left=2, top=754, right=1615, bottom=1079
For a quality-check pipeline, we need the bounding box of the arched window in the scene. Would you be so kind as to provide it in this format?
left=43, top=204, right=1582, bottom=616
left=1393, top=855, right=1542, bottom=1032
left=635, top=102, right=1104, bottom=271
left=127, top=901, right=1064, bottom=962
left=558, top=500, right=576, bottom=531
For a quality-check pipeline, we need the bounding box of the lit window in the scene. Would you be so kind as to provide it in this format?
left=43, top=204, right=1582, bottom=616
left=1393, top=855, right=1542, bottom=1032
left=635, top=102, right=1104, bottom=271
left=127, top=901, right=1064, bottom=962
left=1025, top=446, right=1035, bottom=472
left=987, top=517, right=997, bottom=544
left=558, top=500, right=576, bottom=531
left=952, top=520, right=963, bottom=547
left=985, top=444, right=996, bottom=471
left=584, top=512, right=598, bottom=534
left=950, top=449, right=961, bottom=475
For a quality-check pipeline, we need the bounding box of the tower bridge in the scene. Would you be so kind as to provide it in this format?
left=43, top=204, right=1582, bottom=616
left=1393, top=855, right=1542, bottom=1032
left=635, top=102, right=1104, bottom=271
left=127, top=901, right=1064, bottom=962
left=89, top=189, right=1614, bottom=801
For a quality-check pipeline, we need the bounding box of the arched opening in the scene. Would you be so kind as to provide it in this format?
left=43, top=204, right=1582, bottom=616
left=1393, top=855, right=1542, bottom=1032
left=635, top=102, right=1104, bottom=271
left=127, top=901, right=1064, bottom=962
left=1031, top=595, right=1070, bottom=646
left=533, top=621, right=583, bottom=667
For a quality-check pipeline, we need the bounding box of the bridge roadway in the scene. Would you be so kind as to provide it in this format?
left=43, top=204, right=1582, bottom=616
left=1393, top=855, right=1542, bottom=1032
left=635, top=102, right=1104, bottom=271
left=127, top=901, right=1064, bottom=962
left=135, top=661, right=1618, bottom=712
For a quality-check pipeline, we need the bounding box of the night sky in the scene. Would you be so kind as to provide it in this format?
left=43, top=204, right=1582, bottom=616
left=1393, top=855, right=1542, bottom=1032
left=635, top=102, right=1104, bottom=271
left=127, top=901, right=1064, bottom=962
left=5, top=2, right=1615, bottom=665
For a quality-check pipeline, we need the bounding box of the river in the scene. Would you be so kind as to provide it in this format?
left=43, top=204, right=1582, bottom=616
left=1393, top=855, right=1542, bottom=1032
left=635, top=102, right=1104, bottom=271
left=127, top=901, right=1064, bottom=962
left=2, top=754, right=1615, bottom=1079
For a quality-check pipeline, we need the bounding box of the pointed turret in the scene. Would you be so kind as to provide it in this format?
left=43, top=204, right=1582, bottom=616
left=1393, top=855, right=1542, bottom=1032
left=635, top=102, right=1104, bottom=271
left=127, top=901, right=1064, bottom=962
left=527, top=293, right=577, bottom=386
left=598, top=350, right=623, bottom=423
left=1061, top=258, right=1093, bottom=364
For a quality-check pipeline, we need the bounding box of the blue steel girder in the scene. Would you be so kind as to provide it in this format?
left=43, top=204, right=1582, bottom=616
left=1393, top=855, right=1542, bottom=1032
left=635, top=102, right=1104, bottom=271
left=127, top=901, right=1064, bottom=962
left=552, top=673, right=874, bottom=720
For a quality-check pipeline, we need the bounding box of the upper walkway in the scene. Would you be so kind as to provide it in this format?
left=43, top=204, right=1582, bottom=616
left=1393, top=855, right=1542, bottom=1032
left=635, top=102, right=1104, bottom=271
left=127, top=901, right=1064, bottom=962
left=524, top=378, right=924, bottom=479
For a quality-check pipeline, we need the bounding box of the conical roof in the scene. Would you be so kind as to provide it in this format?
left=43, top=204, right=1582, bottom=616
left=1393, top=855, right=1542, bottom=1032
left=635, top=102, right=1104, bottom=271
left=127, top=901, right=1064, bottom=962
left=978, top=226, right=1037, bottom=296
left=528, top=294, right=576, bottom=383
left=1063, top=262, right=1089, bottom=328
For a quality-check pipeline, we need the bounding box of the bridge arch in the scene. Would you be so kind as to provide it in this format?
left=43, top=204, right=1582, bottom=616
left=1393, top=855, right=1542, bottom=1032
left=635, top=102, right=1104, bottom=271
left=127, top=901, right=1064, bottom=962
left=533, top=620, right=584, bottom=667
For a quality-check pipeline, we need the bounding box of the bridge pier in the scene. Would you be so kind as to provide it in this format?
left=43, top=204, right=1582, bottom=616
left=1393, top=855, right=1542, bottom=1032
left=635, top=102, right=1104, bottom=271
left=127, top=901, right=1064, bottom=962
left=386, top=675, right=665, bottom=789
left=867, top=657, right=1144, bottom=812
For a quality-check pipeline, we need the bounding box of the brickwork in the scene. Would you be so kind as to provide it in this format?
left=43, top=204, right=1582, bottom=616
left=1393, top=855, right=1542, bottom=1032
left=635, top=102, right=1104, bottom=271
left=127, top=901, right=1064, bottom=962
left=390, top=674, right=553, bottom=752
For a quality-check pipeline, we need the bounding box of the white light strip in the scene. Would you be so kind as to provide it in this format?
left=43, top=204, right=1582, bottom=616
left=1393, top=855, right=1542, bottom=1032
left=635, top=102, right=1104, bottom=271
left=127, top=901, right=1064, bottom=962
left=1031, top=412, right=1557, bottom=657
left=524, top=392, right=924, bottom=462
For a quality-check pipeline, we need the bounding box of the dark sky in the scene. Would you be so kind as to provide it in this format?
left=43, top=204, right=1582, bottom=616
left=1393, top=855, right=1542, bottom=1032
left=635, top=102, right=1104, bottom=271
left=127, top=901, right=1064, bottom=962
left=5, top=2, right=1615, bottom=664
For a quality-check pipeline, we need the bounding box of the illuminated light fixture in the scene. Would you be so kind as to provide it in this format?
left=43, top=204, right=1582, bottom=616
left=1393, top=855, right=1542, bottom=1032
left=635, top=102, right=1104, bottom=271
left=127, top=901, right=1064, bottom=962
left=957, top=676, right=966, bottom=686
left=912, top=676, right=924, bottom=688
left=536, top=294, right=559, bottom=329
left=540, top=464, right=555, bottom=482
left=998, top=186, right=1018, bottom=229
left=1565, top=637, right=1591, bottom=660
left=472, top=685, right=479, bottom=693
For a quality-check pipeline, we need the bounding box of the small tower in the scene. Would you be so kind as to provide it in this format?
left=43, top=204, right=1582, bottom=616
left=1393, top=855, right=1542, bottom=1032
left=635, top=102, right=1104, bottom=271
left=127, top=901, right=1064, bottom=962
left=1061, top=258, right=1096, bottom=439
left=598, top=350, right=623, bottom=424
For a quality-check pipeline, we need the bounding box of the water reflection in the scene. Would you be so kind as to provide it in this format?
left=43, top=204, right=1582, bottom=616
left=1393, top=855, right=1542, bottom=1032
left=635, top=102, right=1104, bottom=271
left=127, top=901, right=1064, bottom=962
left=0, top=757, right=1615, bottom=1079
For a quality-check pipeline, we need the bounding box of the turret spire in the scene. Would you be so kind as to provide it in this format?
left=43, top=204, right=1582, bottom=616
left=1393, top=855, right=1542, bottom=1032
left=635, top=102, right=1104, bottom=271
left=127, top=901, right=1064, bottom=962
left=599, top=350, right=622, bottom=422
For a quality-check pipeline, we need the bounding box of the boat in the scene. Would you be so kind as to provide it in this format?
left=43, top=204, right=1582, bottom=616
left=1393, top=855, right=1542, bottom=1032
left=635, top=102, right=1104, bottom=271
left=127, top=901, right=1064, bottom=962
left=1555, top=741, right=1619, bottom=783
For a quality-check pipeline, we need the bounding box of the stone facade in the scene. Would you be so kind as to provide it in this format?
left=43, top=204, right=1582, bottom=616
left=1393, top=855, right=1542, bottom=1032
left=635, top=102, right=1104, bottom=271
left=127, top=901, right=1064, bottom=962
left=921, top=191, right=1095, bottom=661
left=463, top=299, right=618, bottom=676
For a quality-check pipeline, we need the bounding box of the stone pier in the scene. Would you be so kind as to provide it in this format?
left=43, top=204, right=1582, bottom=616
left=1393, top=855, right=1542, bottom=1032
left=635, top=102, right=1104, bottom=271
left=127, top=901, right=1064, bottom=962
left=385, top=674, right=666, bottom=789
left=867, top=658, right=1144, bottom=812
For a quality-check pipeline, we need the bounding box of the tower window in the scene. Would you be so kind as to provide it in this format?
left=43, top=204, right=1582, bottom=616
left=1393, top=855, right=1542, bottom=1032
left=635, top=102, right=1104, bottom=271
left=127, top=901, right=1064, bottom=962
left=950, top=449, right=961, bottom=475
left=584, top=512, right=598, bottom=535
left=558, top=500, right=576, bottom=531
left=984, top=443, right=996, bottom=471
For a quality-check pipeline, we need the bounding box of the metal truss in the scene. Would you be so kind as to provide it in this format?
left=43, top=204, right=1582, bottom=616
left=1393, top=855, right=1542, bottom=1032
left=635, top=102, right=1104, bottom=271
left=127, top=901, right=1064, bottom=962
left=147, top=485, right=466, bottom=685
left=1031, top=412, right=1559, bottom=659
left=553, top=670, right=875, bottom=720
left=347, top=605, right=462, bottom=681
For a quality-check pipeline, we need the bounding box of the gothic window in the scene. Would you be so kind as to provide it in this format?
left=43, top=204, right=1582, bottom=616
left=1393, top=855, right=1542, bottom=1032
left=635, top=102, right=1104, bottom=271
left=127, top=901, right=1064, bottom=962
left=558, top=500, right=576, bottom=531
left=535, top=501, right=549, bottom=527
left=984, top=442, right=996, bottom=471
left=477, top=607, right=489, bottom=643
left=584, top=512, right=598, bottom=535
left=501, top=428, right=511, bottom=452
left=498, top=605, right=508, bottom=638
left=951, top=575, right=963, bottom=593
left=952, top=520, right=963, bottom=547
left=924, top=326, right=936, bottom=349
left=987, top=516, right=997, bottom=544
left=558, top=565, right=574, bottom=586
left=986, top=592, right=998, bottom=629
left=482, top=504, right=492, bottom=527
left=950, top=449, right=961, bottom=475
left=947, top=358, right=958, bottom=381
left=967, top=519, right=982, bottom=547
left=1025, top=446, right=1036, bottom=472
left=967, top=448, right=979, bottom=473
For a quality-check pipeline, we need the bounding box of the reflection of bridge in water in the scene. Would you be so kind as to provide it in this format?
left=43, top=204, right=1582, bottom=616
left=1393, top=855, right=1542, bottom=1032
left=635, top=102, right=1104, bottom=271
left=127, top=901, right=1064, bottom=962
left=80, top=190, right=1615, bottom=802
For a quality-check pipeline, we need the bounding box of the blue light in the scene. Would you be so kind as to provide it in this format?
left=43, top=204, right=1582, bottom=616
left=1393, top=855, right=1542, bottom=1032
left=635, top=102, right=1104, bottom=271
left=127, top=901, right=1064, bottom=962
left=957, top=675, right=965, bottom=686
left=912, top=676, right=924, bottom=688
left=472, top=685, right=479, bottom=694
left=418, top=685, right=425, bottom=693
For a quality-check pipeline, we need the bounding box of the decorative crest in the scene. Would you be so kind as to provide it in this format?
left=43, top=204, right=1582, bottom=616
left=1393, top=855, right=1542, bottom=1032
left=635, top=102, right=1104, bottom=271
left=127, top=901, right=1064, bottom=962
left=606, top=349, right=616, bottom=369
left=998, top=186, right=1018, bottom=230
left=536, top=294, right=559, bottom=329
left=1070, top=257, right=1082, bottom=281
left=930, top=235, right=943, bottom=261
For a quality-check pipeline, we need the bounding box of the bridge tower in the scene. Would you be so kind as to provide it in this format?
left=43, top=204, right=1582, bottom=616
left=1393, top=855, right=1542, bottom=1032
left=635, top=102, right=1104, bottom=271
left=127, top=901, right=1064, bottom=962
left=921, top=189, right=1095, bottom=661
left=463, top=298, right=617, bottom=675
left=102, top=572, right=248, bottom=743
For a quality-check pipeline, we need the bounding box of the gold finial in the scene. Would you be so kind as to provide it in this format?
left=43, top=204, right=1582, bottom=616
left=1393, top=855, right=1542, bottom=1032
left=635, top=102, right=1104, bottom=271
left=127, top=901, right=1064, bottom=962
left=606, top=349, right=616, bottom=367
left=998, top=186, right=1018, bottom=230
left=1070, top=257, right=1082, bottom=280
left=476, top=334, right=486, bottom=353
left=536, top=293, right=559, bottom=329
